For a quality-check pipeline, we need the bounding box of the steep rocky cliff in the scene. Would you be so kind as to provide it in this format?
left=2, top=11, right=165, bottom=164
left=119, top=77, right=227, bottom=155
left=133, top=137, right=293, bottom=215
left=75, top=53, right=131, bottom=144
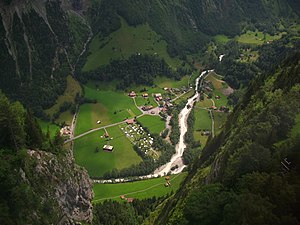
left=25, top=149, right=93, bottom=223
left=0, top=0, right=90, bottom=113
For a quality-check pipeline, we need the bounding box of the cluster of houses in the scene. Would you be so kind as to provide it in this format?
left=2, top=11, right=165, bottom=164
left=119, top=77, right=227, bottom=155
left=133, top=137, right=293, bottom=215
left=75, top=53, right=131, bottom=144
left=209, top=105, right=230, bottom=113
left=60, top=126, right=71, bottom=137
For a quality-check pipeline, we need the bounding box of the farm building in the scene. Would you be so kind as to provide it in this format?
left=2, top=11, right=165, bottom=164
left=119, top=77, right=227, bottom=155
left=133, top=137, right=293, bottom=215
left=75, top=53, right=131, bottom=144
left=126, top=119, right=135, bottom=124
left=154, top=93, right=162, bottom=98
left=142, top=105, right=153, bottom=111
left=103, top=145, right=114, bottom=151
left=142, top=93, right=149, bottom=98
left=127, top=198, right=134, bottom=203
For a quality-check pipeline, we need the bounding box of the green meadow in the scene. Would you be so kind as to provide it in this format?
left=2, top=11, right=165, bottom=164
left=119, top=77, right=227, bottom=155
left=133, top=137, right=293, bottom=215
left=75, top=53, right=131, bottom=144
left=45, top=75, right=82, bottom=118
left=196, top=96, right=213, bottom=108
left=37, top=119, right=59, bottom=137
left=83, top=17, right=183, bottom=71
left=193, top=109, right=212, bottom=146
left=213, top=34, right=230, bottom=44
left=75, top=84, right=142, bottom=135
left=194, top=109, right=212, bottom=131
left=205, top=72, right=229, bottom=107
left=237, top=30, right=284, bottom=45
left=74, top=125, right=142, bottom=177
left=213, top=111, right=228, bottom=135
left=93, top=172, right=187, bottom=202
left=137, top=115, right=166, bottom=135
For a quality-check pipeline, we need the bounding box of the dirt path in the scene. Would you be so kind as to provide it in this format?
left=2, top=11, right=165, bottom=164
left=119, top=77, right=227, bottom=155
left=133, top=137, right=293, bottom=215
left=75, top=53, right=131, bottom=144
left=93, top=173, right=182, bottom=202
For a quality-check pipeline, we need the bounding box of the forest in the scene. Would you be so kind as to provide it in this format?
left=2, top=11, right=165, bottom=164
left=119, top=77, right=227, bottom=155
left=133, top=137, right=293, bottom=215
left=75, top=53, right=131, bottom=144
left=76, top=54, right=187, bottom=89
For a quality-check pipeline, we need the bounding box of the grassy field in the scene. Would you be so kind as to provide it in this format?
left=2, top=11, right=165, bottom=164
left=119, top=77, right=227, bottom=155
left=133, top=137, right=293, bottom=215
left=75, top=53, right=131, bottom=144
left=205, top=72, right=229, bottom=108
left=237, top=30, right=285, bottom=45
left=56, top=111, right=74, bottom=125
left=45, top=75, right=82, bottom=117
left=193, top=108, right=212, bottom=146
left=213, top=35, right=230, bottom=44
left=75, top=84, right=142, bottom=135
left=213, top=111, right=228, bottom=135
left=93, top=173, right=187, bottom=202
left=194, top=109, right=212, bottom=131
left=74, top=125, right=142, bottom=177
left=137, top=115, right=166, bottom=135
left=154, top=75, right=192, bottom=89
left=197, top=96, right=213, bottom=108
left=290, top=113, right=300, bottom=137
left=37, top=119, right=59, bottom=137
left=205, top=72, right=224, bottom=89
left=173, top=90, right=195, bottom=105
left=83, top=17, right=183, bottom=71
left=135, top=96, right=158, bottom=107
left=213, top=90, right=228, bottom=108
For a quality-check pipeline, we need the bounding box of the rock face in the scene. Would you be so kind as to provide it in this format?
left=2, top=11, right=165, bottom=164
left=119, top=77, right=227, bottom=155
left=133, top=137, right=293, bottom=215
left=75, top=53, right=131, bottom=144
left=27, top=149, right=93, bottom=223
left=0, top=0, right=90, bottom=112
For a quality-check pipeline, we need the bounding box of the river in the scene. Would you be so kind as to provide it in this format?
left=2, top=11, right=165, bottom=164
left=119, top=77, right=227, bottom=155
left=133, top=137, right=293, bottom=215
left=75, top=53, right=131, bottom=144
left=94, top=70, right=213, bottom=184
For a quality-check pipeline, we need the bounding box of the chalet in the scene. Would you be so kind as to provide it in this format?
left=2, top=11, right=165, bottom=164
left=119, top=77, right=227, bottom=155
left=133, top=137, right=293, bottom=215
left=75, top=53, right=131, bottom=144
left=142, top=105, right=153, bottom=111
left=154, top=93, right=162, bottom=98
left=126, top=119, right=135, bottom=124
left=156, top=96, right=163, bottom=101
left=103, top=145, right=114, bottom=151
left=211, top=106, right=217, bottom=110
left=97, top=120, right=101, bottom=124
left=215, top=95, right=221, bottom=100
left=142, top=93, right=149, bottom=98
left=163, top=87, right=169, bottom=91
left=128, top=91, right=136, bottom=97
left=127, top=198, right=134, bottom=203
left=120, top=195, right=126, bottom=200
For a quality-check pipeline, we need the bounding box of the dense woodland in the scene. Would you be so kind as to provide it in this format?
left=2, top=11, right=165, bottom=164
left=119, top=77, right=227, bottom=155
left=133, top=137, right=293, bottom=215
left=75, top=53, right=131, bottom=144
left=153, top=51, right=300, bottom=225
left=93, top=197, right=167, bottom=225
left=76, top=54, right=187, bottom=89
left=0, top=92, right=65, bottom=224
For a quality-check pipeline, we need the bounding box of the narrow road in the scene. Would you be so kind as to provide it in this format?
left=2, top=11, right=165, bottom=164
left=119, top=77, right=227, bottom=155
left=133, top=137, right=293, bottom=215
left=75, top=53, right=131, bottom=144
left=209, top=109, right=215, bottom=138
left=170, top=90, right=191, bottom=102
left=65, top=114, right=145, bottom=143
left=132, top=97, right=144, bottom=113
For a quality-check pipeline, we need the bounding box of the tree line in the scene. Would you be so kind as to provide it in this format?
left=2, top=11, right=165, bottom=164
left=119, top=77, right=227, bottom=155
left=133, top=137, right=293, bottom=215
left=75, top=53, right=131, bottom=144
left=76, top=54, right=188, bottom=90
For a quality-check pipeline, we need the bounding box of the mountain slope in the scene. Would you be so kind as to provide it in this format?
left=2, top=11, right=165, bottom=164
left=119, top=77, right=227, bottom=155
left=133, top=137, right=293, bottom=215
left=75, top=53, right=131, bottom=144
left=0, top=0, right=90, bottom=115
left=152, top=51, right=300, bottom=225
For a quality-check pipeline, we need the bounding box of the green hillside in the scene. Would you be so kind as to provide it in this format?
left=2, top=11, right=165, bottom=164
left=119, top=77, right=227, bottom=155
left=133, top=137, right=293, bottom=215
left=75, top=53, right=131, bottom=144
left=83, top=18, right=183, bottom=71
